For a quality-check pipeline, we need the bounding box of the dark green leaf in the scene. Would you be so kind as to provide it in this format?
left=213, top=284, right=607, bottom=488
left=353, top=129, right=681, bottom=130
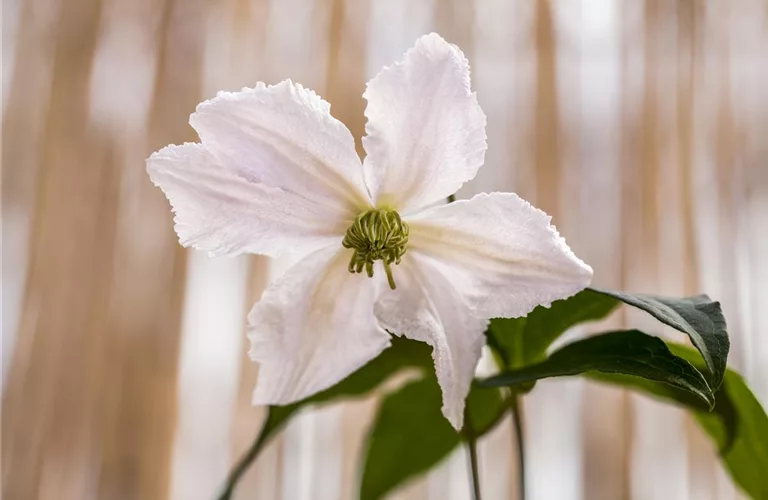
left=360, top=377, right=461, bottom=500
left=586, top=372, right=712, bottom=412
left=661, top=344, right=738, bottom=452
left=487, top=289, right=619, bottom=368
left=480, top=330, right=715, bottom=409
left=360, top=380, right=506, bottom=500
left=590, top=288, right=728, bottom=389
left=217, top=337, right=432, bottom=500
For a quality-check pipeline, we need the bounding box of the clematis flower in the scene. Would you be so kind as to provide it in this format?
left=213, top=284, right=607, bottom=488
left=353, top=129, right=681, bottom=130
left=147, top=33, right=592, bottom=429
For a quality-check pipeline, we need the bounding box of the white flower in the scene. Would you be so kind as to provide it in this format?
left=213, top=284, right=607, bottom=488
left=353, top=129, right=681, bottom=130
left=147, top=33, right=592, bottom=429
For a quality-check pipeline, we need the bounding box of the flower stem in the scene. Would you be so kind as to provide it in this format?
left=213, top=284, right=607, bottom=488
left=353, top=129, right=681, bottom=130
left=511, top=393, right=526, bottom=500
left=216, top=418, right=272, bottom=500
left=463, top=403, right=483, bottom=500
left=466, top=436, right=482, bottom=500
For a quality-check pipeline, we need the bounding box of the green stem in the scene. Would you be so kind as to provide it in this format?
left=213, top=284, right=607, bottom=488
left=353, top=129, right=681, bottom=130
left=466, top=436, right=482, bottom=500
left=463, top=404, right=483, bottom=500
left=511, top=394, right=526, bottom=500
left=216, top=418, right=272, bottom=500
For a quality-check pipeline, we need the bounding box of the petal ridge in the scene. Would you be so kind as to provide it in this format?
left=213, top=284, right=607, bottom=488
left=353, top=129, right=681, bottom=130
left=375, top=252, right=487, bottom=428
left=362, top=33, right=487, bottom=211
left=406, top=191, right=593, bottom=318
left=147, top=142, right=347, bottom=257
left=249, top=247, right=391, bottom=404
left=191, top=79, right=371, bottom=213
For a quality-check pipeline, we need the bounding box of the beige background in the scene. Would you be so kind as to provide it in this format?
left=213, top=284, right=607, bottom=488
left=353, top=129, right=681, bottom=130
left=3, top=0, right=767, bottom=499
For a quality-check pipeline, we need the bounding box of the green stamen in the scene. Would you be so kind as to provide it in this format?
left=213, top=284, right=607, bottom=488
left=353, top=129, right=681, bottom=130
left=342, top=208, right=409, bottom=290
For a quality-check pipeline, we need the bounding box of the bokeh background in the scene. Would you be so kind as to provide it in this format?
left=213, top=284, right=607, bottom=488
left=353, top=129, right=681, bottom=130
left=2, top=0, right=767, bottom=499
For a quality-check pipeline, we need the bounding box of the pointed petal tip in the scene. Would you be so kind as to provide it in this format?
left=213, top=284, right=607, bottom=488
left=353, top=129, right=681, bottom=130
left=413, top=32, right=456, bottom=50
left=579, top=260, right=594, bottom=281
left=555, top=237, right=594, bottom=286
left=415, top=32, right=449, bottom=49
left=250, top=382, right=272, bottom=407
left=444, top=403, right=464, bottom=430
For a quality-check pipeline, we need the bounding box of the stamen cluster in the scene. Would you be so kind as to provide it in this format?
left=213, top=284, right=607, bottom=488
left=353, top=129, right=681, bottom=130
left=342, top=208, right=409, bottom=289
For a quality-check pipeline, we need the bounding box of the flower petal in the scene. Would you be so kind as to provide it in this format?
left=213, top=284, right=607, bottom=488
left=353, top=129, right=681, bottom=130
left=249, top=246, right=391, bottom=404
left=375, top=253, right=487, bottom=429
left=190, top=80, right=371, bottom=213
left=362, top=33, right=487, bottom=211
left=406, top=192, right=593, bottom=318
left=147, top=143, right=348, bottom=257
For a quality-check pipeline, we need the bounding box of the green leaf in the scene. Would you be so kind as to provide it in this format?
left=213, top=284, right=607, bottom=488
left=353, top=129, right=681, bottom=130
left=464, top=382, right=508, bottom=436
left=586, top=369, right=736, bottom=451
left=696, top=370, right=768, bottom=499
left=480, top=330, right=715, bottom=409
left=486, top=316, right=526, bottom=368
left=360, top=380, right=506, bottom=500
left=360, top=378, right=460, bottom=500
left=592, top=344, right=768, bottom=499
left=267, top=336, right=432, bottom=441
left=487, top=289, right=619, bottom=368
left=590, top=288, right=729, bottom=389
left=669, top=344, right=768, bottom=498
left=217, top=337, right=432, bottom=500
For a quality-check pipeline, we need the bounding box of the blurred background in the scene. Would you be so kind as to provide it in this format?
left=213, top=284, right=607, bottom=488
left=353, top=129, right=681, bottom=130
left=2, top=0, right=767, bottom=499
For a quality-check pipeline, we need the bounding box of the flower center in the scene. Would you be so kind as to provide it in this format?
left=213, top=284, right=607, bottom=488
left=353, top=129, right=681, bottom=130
left=342, top=208, right=409, bottom=290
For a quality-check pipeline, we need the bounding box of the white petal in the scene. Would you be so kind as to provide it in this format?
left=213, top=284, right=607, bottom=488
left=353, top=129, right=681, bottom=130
left=375, top=253, right=487, bottom=429
left=191, top=80, right=371, bottom=213
left=249, top=246, right=391, bottom=404
left=362, top=33, right=487, bottom=211
left=147, top=143, right=348, bottom=257
left=406, top=192, right=593, bottom=318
